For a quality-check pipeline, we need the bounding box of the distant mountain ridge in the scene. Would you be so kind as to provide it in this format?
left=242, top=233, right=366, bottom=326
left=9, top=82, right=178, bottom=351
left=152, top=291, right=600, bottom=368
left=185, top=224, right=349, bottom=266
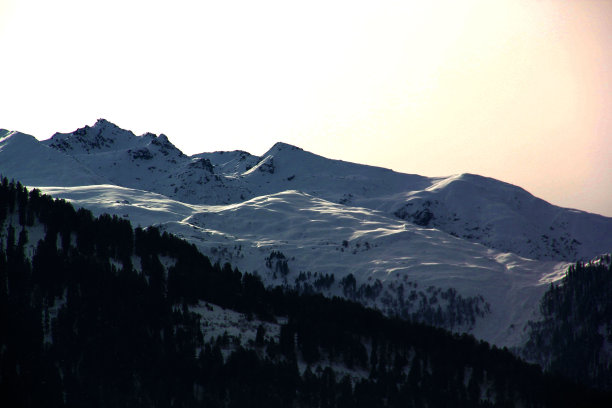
left=1, top=119, right=612, bottom=348
left=41, top=119, right=245, bottom=204
left=3, top=118, right=609, bottom=261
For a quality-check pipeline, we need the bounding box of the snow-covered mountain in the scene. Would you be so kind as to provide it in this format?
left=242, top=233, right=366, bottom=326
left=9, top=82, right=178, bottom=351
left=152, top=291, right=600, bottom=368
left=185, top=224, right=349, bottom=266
left=1, top=119, right=611, bottom=348
left=30, top=119, right=612, bottom=261
left=0, top=129, right=108, bottom=186
left=35, top=183, right=569, bottom=347
left=41, top=119, right=252, bottom=204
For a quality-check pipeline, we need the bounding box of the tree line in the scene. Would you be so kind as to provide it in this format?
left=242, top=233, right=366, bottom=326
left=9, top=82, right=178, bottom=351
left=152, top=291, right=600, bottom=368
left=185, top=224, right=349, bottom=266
left=1, top=177, right=610, bottom=407
left=524, top=256, right=612, bottom=390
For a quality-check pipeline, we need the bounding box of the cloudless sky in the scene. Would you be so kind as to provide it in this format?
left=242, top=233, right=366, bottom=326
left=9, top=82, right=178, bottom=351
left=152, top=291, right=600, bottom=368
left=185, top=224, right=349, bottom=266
left=1, top=0, right=611, bottom=216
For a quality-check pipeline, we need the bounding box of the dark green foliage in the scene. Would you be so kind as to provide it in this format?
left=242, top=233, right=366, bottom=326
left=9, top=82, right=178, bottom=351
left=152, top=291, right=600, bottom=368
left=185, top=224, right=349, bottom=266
left=265, top=250, right=289, bottom=277
left=0, top=176, right=610, bottom=407
left=314, top=272, right=334, bottom=290
left=340, top=273, right=356, bottom=298
left=525, top=257, right=612, bottom=390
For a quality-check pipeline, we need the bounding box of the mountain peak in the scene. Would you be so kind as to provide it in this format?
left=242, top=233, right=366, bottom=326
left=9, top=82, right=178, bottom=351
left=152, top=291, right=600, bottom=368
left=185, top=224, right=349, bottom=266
left=256, top=142, right=305, bottom=164
left=269, top=141, right=303, bottom=152
left=92, top=118, right=118, bottom=129
left=44, top=119, right=185, bottom=157
left=0, top=129, right=38, bottom=146
left=45, top=119, right=137, bottom=153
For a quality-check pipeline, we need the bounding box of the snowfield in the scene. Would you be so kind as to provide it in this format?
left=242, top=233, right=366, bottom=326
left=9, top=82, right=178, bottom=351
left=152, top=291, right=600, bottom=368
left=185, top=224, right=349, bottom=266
left=1, top=119, right=611, bottom=348
left=35, top=184, right=569, bottom=348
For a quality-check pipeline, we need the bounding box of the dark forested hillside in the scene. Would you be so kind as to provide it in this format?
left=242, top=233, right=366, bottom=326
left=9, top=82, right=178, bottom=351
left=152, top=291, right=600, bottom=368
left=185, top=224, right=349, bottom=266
left=0, top=177, right=609, bottom=407
left=524, top=257, right=612, bottom=391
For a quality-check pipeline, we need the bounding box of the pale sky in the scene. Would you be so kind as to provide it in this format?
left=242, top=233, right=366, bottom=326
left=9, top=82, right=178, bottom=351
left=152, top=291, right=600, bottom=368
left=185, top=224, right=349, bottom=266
left=1, top=0, right=611, bottom=216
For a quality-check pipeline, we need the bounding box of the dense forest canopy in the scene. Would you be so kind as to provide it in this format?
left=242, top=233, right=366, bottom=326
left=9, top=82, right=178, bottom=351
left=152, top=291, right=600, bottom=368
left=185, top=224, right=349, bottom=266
left=1, top=177, right=610, bottom=407
left=525, top=256, right=612, bottom=390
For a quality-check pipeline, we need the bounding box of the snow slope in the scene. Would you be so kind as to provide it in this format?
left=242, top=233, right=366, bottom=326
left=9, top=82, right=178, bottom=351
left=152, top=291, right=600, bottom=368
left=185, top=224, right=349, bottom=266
left=0, top=129, right=107, bottom=186
left=388, top=173, right=612, bottom=260
left=30, top=119, right=612, bottom=261
left=37, top=184, right=568, bottom=348
left=2, top=119, right=611, bottom=348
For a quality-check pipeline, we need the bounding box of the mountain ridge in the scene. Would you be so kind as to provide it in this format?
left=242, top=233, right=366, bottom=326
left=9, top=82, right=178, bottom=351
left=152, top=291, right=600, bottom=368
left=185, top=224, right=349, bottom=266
left=18, top=118, right=612, bottom=262
left=0, top=129, right=109, bottom=186
left=1, top=119, right=611, bottom=348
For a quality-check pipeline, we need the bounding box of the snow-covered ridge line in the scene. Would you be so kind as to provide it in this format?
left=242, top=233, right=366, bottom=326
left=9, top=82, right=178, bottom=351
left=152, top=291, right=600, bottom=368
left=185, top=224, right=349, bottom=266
left=2, top=119, right=611, bottom=261
left=1, top=118, right=611, bottom=349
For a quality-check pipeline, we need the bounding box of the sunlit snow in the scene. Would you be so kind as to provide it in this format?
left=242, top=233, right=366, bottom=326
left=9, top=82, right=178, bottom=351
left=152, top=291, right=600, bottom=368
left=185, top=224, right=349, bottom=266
left=1, top=120, right=611, bottom=348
